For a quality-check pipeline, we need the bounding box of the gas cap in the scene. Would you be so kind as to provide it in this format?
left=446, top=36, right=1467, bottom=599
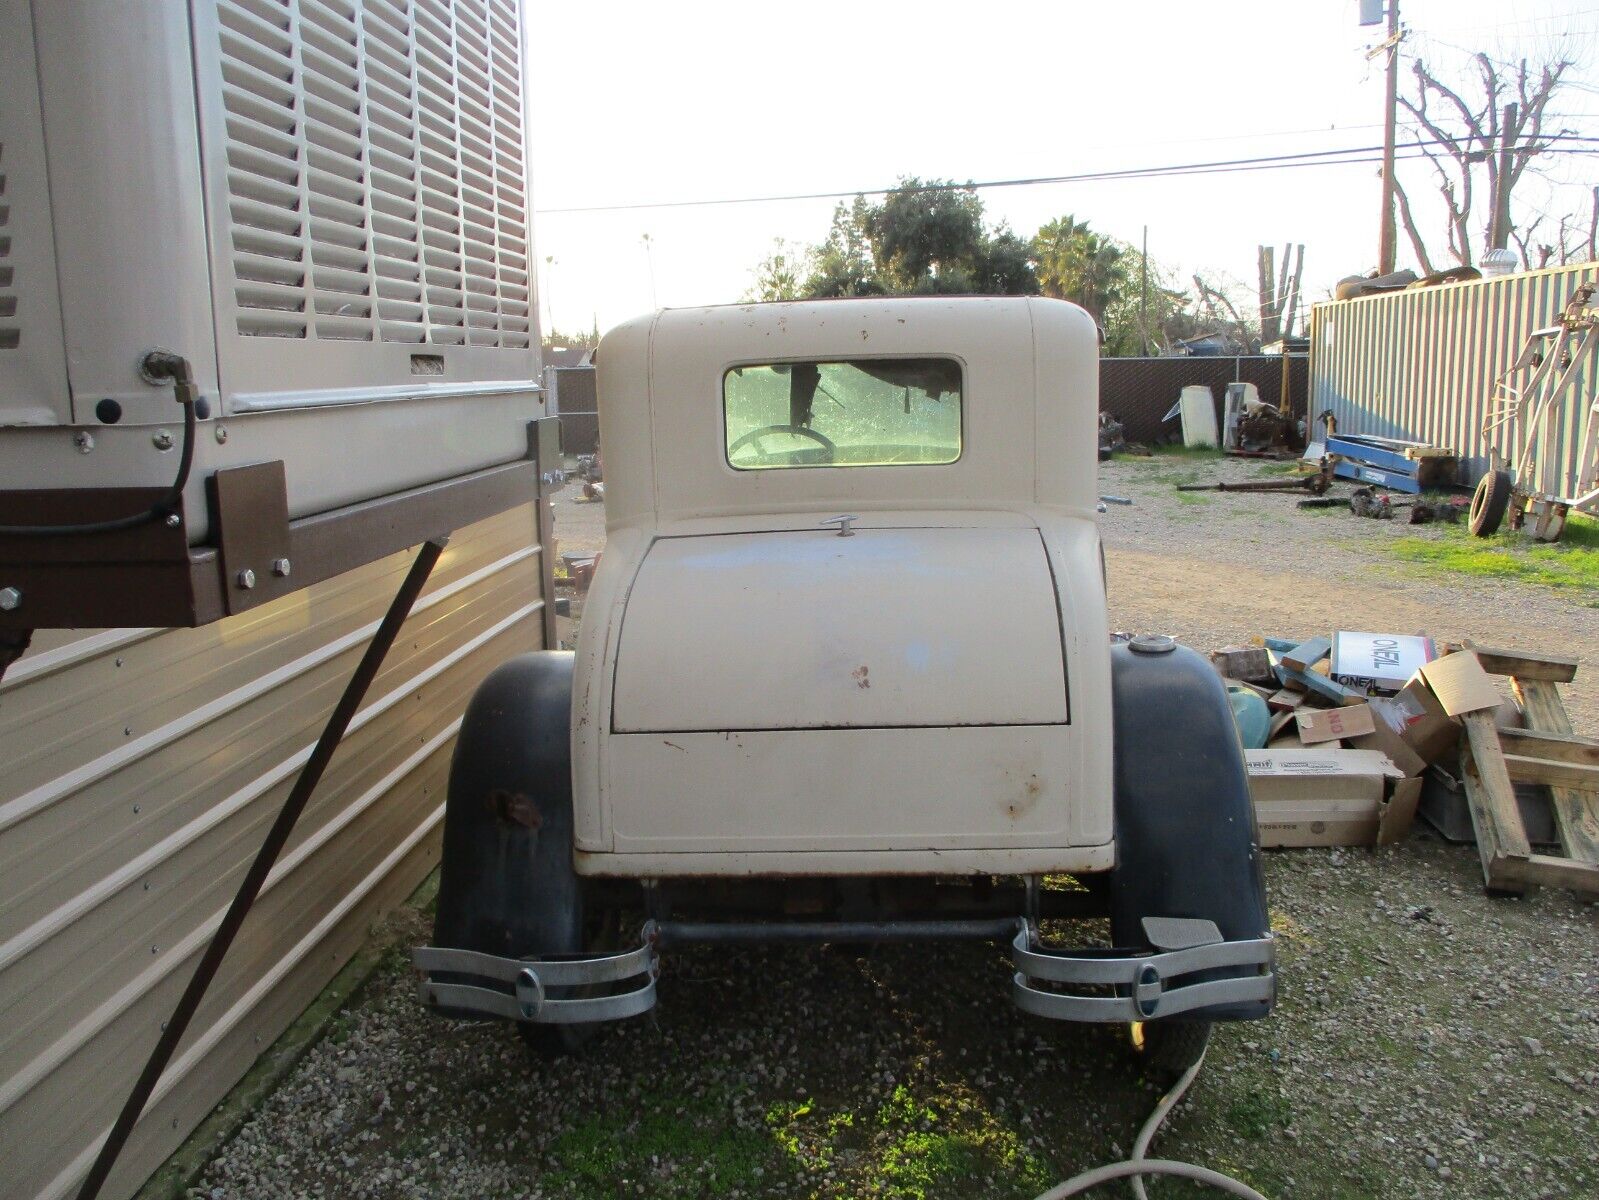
left=1128, top=634, right=1177, bottom=655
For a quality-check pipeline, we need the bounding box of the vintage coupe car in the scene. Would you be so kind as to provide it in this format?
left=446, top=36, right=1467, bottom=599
left=414, top=296, right=1274, bottom=1075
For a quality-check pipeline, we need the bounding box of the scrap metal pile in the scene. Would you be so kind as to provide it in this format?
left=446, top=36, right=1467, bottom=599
left=1210, top=635, right=1598, bottom=899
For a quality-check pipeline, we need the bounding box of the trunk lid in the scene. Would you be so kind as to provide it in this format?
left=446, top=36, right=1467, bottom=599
left=611, top=525, right=1069, bottom=733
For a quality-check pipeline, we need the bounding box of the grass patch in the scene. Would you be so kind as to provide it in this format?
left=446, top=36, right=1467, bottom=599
left=1224, top=1086, right=1293, bottom=1142
left=1377, top=512, right=1599, bottom=596
left=1254, top=459, right=1306, bottom=475
left=546, top=1086, right=780, bottom=1198
left=753, top=1083, right=1058, bottom=1199
left=868, top=1086, right=1054, bottom=1200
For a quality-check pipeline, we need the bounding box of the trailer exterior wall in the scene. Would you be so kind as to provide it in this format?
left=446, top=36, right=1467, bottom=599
left=0, top=503, right=548, bottom=1200
left=1309, top=261, right=1599, bottom=491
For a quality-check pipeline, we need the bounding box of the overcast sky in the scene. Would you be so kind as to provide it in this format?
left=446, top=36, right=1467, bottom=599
left=526, top=0, right=1599, bottom=339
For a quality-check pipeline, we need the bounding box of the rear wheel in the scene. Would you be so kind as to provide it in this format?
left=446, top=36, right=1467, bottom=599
left=1470, top=469, right=1513, bottom=537
left=1129, top=1019, right=1212, bottom=1086
left=515, top=902, right=622, bottom=1059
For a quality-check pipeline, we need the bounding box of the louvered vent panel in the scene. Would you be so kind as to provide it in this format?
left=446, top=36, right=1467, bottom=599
left=0, top=142, right=19, bottom=350
left=217, top=0, right=528, bottom=346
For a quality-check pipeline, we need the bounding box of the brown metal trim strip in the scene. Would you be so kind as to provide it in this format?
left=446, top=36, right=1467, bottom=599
left=0, top=461, right=538, bottom=630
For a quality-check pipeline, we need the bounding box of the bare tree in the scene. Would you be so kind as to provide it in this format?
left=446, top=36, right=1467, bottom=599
left=1393, top=179, right=1436, bottom=274
left=1510, top=216, right=1551, bottom=270
left=1190, top=274, right=1259, bottom=352
left=1513, top=200, right=1599, bottom=268
left=1394, top=50, right=1576, bottom=270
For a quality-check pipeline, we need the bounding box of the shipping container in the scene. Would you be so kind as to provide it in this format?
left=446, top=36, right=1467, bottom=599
left=1309, top=262, right=1599, bottom=491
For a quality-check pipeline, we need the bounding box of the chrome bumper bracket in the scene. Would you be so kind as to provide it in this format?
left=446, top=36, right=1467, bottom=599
left=413, top=922, right=659, bottom=1025
left=1011, top=919, right=1275, bottom=1023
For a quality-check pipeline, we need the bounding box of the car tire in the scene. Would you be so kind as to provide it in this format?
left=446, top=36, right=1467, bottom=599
left=1130, top=1019, right=1212, bottom=1086
left=1470, top=469, right=1513, bottom=537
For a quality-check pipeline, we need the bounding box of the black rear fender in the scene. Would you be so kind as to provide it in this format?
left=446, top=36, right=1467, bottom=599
left=1109, top=640, right=1271, bottom=1021
left=432, top=651, right=581, bottom=959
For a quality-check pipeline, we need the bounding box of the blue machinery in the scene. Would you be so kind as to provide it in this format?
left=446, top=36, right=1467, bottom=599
left=1325, top=432, right=1456, bottom=494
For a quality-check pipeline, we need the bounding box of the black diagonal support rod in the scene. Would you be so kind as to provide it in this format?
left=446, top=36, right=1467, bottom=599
left=74, top=537, right=448, bottom=1200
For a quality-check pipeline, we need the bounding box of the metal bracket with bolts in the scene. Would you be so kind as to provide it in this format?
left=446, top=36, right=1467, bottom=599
left=0, top=349, right=199, bottom=539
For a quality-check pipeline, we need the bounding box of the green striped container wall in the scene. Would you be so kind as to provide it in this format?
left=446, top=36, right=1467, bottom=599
left=1309, top=261, right=1599, bottom=495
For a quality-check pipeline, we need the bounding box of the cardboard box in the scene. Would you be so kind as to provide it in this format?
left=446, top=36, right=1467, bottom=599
left=1247, top=749, right=1404, bottom=847
left=1296, top=704, right=1377, bottom=745
left=1211, top=646, right=1274, bottom=684
left=1418, top=651, right=1502, bottom=716
left=1348, top=675, right=1460, bottom=776
left=1331, top=632, right=1437, bottom=694
left=1377, top=777, right=1425, bottom=845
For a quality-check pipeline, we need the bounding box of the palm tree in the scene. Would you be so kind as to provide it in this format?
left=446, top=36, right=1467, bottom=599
left=1033, top=216, right=1128, bottom=323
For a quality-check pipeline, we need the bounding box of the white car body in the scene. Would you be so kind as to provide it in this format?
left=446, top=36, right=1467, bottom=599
left=571, top=296, right=1113, bottom=878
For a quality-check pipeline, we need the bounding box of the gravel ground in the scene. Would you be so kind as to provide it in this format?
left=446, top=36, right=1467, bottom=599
left=1096, top=453, right=1598, bottom=731
left=196, top=851, right=1597, bottom=1200
left=192, top=453, right=1599, bottom=1200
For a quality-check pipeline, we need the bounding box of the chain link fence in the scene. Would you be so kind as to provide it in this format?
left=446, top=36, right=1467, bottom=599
left=1100, top=355, right=1309, bottom=445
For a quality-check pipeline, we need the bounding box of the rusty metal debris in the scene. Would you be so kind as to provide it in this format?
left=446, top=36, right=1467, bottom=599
left=1176, top=467, right=1330, bottom=496
left=1098, top=412, right=1126, bottom=461
left=1348, top=486, right=1468, bottom=522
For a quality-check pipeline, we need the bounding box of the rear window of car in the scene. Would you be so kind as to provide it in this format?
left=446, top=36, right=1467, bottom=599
left=723, top=357, right=962, bottom=470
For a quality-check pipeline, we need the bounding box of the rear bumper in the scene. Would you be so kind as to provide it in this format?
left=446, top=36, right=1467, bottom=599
left=413, top=938, right=659, bottom=1025
left=1011, top=919, right=1276, bottom=1022
left=413, top=915, right=1274, bottom=1026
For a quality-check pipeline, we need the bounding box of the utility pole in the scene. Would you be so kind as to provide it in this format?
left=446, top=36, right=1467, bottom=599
left=1140, top=225, right=1150, bottom=356
left=1378, top=0, right=1401, bottom=274
left=1489, top=103, right=1518, bottom=251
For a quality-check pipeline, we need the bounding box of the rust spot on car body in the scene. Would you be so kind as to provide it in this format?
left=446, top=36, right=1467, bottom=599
left=1005, top=774, right=1043, bottom=819
left=853, top=665, right=871, bottom=689
left=488, top=789, right=542, bottom=829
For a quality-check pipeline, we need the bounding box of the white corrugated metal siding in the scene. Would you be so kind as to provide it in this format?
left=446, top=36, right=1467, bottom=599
left=1310, top=261, right=1599, bottom=490
left=0, top=503, right=546, bottom=1200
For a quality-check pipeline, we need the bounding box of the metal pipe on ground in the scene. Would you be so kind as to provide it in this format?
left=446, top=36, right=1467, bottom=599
left=1175, top=472, right=1331, bottom=495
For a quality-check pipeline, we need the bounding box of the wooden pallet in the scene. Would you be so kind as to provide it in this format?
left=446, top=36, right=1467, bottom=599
left=1457, top=647, right=1599, bottom=896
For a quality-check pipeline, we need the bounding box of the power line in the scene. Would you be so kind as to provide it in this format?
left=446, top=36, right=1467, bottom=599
left=1417, top=31, right=1597, bottom=74
left=1432, top=6, right=1598, bottom=36
left=536, top=137, right=1599, bottom=216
